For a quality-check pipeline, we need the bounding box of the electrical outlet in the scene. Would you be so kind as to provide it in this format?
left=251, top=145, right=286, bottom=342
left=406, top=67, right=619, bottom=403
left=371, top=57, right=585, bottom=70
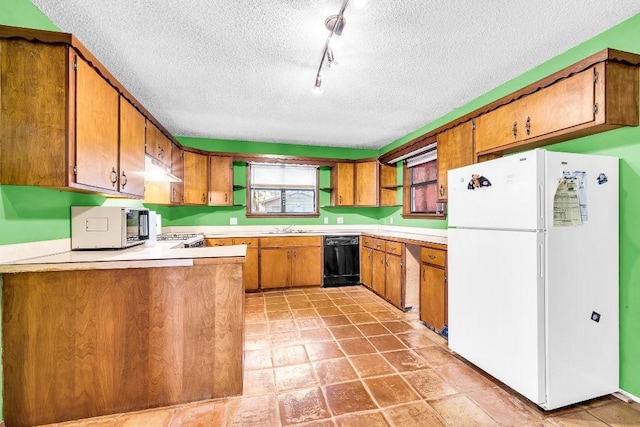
left=324, top=217, right=328, bottom=224
left=230, top=217, right=238, bottom=225
left=390, top=217, right=394, bottom=224
left=337, top=217, right=344, bottom=224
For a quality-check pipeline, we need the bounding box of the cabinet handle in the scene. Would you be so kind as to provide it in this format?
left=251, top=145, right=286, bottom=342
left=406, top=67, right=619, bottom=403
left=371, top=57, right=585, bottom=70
left=512, top=121, right=518, bottom=139
left=368, top=252, right=372, bottom=260
left=293, top=250, right=297, bottom=260
left=287, top=250, right=291, bottom=261
left=439, top=185, right=444, bottom=197
left=121, top=171, right=128, bottom=188
left=339, top=195, right=342, bottom=204
left=110, top=167, right=118, bottom=187
left=525, top=116, right=531, bottom=136
left=172, top=188, right=176, bottom=200
left=385, top=259, right=389, bottom=267
left=158, top=146, right=164, bottom=159
left=391, top=246, right=396, bottom=251
left=422, top=267, right=426, bottom=281
left=428, top=254, right=437, bottom=259
left=225, top=193, right=228, bottom=203
left=202, top=193, right=206, bottom=203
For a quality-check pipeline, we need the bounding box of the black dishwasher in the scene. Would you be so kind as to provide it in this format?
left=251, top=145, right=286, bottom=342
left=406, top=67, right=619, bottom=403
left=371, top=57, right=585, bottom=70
left=323, top=235, right=360, bottom=287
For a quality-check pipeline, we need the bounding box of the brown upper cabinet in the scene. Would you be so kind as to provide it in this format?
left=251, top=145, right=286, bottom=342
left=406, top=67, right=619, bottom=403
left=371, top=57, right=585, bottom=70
left=0, top=26, right=168, bottom=198
left=475, top=62, right=639, bottom=155
left=0, top=40, right=132, bottom=195
left=209, top=155, right=234, bottom=206
left=380, top=48, right=640, bottom=169
left=331, top=162, right=355, bottom=206
left=146, top=122, right=172, bottom=168
left=182, top=151, right=209, bottom=205
left=118, top=97, right=147, bottom=198
left=436, top=120, right=474, bottom=201
left=355, top=160, right=379, bottom=206
left=171, top=146, right=185, bottom=204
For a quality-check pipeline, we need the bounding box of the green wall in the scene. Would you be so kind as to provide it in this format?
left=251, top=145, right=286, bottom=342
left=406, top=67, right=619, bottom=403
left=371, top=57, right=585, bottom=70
left=1, top=1, right=640, bottom=420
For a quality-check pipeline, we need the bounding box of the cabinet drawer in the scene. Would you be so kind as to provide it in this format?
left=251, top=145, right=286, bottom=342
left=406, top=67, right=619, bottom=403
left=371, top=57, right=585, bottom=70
left=385, top=240, right=403, bottom=255
left=421, top=247, right=446, bottom=267
left=260, top=236, right=322, bottom=248
left=206, top=238, right=234, bottom=247
left=232, top=237, right=259, bottom=247
left=362, top=236, right=385, bottom=250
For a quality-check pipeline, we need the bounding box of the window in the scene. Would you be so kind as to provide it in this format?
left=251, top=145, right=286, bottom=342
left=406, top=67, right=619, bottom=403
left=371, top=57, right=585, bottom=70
left=248, top=163, right=318, bottom=216
left=403, top=150, right=445, bottom=216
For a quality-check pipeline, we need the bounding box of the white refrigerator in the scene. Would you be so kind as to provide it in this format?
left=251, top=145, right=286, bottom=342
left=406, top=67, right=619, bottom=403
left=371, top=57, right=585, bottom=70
left=447, top=149, right=619, bottom=410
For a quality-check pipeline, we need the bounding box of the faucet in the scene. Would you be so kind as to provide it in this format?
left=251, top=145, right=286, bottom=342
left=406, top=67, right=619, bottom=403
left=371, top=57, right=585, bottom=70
left=281, top=224, right=295, bottom=233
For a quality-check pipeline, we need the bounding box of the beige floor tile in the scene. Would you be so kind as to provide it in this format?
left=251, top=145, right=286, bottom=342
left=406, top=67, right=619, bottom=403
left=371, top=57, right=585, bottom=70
left=278, top=387, right=331, bottom=426
left=381, top=349, right=431, bottom=372
left=383, top=401, right=445, bottom=427
left=274, top=363, right=318, bottom=392
left=402, top=369, right=458, bottom=400
left=305, top=341, right=346, bottom=361
left=324, top=381, right=378, bottom=416
left=466, top=386, right=543, bottom=426
left=434, top=361, right=497, bottom=392
left=313, top=357, right=359, bottom=385
left=169, top=400, right=225, bottom=426
left=349, top=354, right=397, bottom=378
left=244, top=348, right=273, bottom=370
left=547, top=410, right=610, bottom=426
left=588, top=401, right=640, bottom=426
left=413, top=345, right=459, bottom=367
left=243, top=368, right=276, bottom=397
left=364, top=375, right=421, bottom=407
left=368, top=335, right=408, bottom=352
left=334, top=411, right=389, bottom=427
left=272, top=344, right=309, bottom=367
left=225, top=394, right=280, bottom=427
left=429, top=394, right=500, bottom=427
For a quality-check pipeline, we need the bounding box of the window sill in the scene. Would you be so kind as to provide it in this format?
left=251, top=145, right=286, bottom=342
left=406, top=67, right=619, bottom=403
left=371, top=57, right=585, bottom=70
left=402, top=212, right=446, bottom=219
left=246, top=213, right=320, bottom=219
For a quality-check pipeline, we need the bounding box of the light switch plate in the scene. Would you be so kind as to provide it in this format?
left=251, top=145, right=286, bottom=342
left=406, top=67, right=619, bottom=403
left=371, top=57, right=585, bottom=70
left=324, top=217, right=328, bottom=224
left=337, top=217, right=344, bottom=224
left=230, top=217, right=238, bottom=225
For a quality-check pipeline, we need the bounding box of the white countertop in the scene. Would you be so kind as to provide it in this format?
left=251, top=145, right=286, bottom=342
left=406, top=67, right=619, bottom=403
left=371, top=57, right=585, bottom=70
left=0, top=241, right=247, bottom=273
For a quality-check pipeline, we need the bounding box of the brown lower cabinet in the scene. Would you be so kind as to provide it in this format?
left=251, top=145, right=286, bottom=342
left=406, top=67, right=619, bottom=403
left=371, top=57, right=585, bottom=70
left=360, top=235, right=406, bottom=310
left=259, top=236, right=322, bottom=289
left=205, top=237, right=259, bottom=291
left=1, top=260, right=244, bottom=427
left=420, top=246, right=447, bottom=332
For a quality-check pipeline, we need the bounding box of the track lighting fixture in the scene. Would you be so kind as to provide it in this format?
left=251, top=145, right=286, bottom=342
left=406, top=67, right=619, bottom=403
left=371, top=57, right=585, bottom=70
left=312, top=0, right=365, bottom=93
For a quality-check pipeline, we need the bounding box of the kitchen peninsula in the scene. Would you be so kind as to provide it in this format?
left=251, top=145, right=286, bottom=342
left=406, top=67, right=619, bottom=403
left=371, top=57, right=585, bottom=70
left=0, top=243, right=246, bottom=427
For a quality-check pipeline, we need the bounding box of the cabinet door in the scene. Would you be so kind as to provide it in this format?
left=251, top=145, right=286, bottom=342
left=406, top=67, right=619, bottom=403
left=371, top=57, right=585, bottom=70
left=233, top=238, right=259, bottom=291
left=332, top=162, right=354, bottom=206
left=355, top=161, right=379, bottom=206
left=420, top=263, right=446, bottom=331
left=171, top=147, right=184, bottom=204
left=521, top=68, right=595, bottom=140
left=260, top=248, right=291, bottom=288
left=75, top=55, right=119, bottom=192
left=209, top=155, right=233, bottom=206
left=474, top=101, right=522, bottom=154
left=371, top=250, right=386, bottom=296
left=437, top=121, right=474, bottom=201
left=360, top=246, right=373, bottom=288
left=145, top=122, right=171, bottom=167
left=183, top=151, right=208, bottom=205
left=385, top=254, right=403, bottom=309
left=118, top=97, right=146, bottom=198
left=292, top=246, right=322, bottom=287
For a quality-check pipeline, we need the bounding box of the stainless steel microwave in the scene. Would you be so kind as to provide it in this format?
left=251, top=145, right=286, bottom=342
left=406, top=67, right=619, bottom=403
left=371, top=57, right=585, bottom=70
left=71, top=206, right=150, bottom=250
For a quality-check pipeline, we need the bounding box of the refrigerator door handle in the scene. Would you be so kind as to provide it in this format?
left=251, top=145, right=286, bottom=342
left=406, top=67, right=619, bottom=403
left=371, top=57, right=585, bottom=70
left=538, top=183, right=544, bottom=222
left=538, top=242, right=544, bottom=279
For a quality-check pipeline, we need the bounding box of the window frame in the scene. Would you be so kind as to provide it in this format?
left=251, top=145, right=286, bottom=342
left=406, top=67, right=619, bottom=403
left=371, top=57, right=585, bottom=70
left=402, top=150, right=446, bottom=218
left=246, top=163, right=320, bottom=218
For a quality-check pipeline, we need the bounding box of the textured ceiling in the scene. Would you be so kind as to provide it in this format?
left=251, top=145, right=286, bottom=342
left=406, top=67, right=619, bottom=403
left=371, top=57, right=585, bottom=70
left=30, top=1, right=640, bottom=149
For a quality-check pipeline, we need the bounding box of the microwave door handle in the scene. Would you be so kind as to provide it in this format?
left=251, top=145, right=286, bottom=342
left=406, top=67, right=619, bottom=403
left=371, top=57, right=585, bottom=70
left=139, top=211, right=149, bottom=239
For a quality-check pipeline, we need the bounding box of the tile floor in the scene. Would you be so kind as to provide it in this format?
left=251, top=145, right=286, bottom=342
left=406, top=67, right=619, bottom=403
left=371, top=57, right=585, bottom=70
left=40, top=286, right=640, bottom=427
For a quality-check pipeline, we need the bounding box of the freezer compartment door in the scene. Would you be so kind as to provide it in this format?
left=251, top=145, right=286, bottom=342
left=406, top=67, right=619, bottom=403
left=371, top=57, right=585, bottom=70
left=448, top=149, right=544, bottom=230
left=448, top=228, right=545, bottom=404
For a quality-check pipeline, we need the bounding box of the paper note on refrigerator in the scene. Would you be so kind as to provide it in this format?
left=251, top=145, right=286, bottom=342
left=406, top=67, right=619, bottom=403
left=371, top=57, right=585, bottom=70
left=553, top=177, right=582, bottom=226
